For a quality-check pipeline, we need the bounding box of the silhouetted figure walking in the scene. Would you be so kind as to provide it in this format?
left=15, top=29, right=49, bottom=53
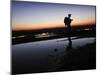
left=64, top=14, right=73, bottom=32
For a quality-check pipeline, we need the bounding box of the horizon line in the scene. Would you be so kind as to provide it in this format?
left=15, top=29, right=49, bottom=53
left=12, top=23, right=96, bottom=31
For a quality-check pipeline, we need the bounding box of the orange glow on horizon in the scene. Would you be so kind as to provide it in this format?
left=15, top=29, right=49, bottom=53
left=13, top=20, right=96, bottom=31
left=13, top=24, right=64, bottom=31
left=72, top=20, right=96, bottom=26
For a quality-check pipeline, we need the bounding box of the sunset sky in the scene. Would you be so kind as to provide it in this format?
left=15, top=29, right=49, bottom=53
left=11, top=1, right=96, bottom=30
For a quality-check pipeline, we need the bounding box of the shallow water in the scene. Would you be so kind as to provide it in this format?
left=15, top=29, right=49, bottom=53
left=12, top=37, right=95, bottom=73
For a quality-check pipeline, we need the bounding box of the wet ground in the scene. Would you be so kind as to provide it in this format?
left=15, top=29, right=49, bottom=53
left=12, top=37, right=96, bottom=74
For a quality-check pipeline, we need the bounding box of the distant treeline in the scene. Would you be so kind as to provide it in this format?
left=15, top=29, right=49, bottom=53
left=12, top=24, right=96, bottom=37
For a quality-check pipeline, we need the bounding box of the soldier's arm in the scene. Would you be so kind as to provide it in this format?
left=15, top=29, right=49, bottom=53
left=71, top=19, right=73, bottom=21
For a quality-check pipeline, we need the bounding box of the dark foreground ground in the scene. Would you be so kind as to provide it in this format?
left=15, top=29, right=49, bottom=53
left=58, top=41, right=96, bottom=71
left=12, top=40, right=96, bottom=75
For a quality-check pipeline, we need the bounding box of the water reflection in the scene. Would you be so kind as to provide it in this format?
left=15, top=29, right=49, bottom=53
left=35, top=32, right=57, bottom=38
left=66, top=36, right=72, bottom=51
left=47, top=36, right=73, bottom=71
left=12, top=37, right=95, bottom=73
left=48, top=48, right=65, bottom=71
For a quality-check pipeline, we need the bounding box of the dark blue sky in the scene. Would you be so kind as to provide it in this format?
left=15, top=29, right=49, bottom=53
left=11, top=1, right=96, bottom=30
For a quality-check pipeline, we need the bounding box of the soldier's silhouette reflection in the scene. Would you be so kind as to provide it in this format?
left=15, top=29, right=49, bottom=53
left=66, top=36, right=72, bottom=51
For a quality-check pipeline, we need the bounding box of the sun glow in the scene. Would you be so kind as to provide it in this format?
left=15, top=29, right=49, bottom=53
left=13, top=20, right=95, bottom=31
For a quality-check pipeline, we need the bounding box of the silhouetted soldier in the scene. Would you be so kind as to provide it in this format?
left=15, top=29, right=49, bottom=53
left=64, top=14, right=73, bottom=52
left=64, top=14, right=73, bottom=32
